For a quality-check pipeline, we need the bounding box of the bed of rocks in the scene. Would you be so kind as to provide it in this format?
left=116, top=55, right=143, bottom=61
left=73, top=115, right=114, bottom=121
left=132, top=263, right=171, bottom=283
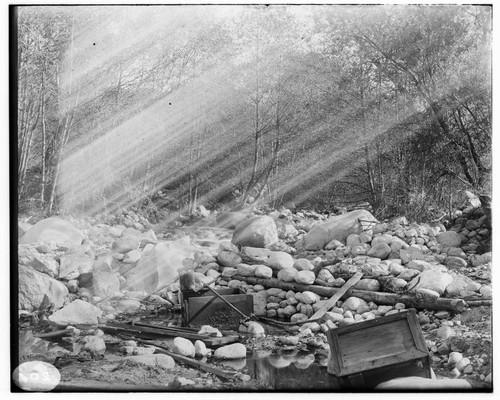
left=16, top=205, right=492, bottom=391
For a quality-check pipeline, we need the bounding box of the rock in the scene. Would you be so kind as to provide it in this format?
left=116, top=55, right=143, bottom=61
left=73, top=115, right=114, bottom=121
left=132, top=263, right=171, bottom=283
left=436, top=231, right=462, bottom=248
left=371, top=234, right=393, bottom=246
left=29, top=256, right=59, bottom=278
left=197, top=325, right=222, bottom=337
left=408, top=269, right=453, bottom=295
left=389, top=263, right=405, bottom=275
left=435, top=311, right=450, bottom=319
left=219, top=241, right=240, bottom=253
left=375, top=377, right=471, bottom=390
left=18, top=265, right=69, bottom=312
left=302, top=210, right=377, bottom=250
left=366, top=243, right=391, bottom=259
left=300, top=291, right=318, bottom=304
left=396, top=269, right=420, bottom=281
left=172, top=337, right=195, bottom=358
left=346, top=234, right=361, bottom=248
left=290, top=313, right=308, bottom=323
left=353, top=279, right=381, bottom=291
left=277, top=268, right=297, bottom=282
left=92, top=270, right=120, bottom=298
left=415, top=288, right=440, bottom=301
left=214, top=343, right=247, bottom=359
left=399, top=247, right=425, bottom=263
left=217, top=251, right=242, bottom=268
left=470, top=252, right=492, bottom=267
left=295, top=270, right=315, bottom=285
left=293, top=258, right=315, bottom=271
left=231, top=216, right=279, bottom=248
left=255, top=265, right=273, bottom=279
left=445, top=275, right=471, bottom=297
left=445, top=256, right=468, bottom=269
left=58, top=252, right=93, bottom=280
left=194, top=340, right=210, bottom=357
left=253, top=291, right=268, bottom=316
left=436, top=325, right=456, bottom=340
left=317, top=269, right=334, bottom=284
left=239, top=321, right=265, bottom=337
left=123, top=249, right=142, bottom=264
left=325, top=239, right=344, bottom=250
left=82, top=335, right=106, bottom=356
left=324, top=311, right=344, bottom=323
left=448, top=352, right=463, bottom=366
left=48, top=299, right=102, bottom=328
left=479, top=285, right=492, bottom=297
left=20, top=218, right=84, bottom=246
left=236, top=263, right=256, bottom=276
left=342, top=297, right=368, bottom=313
left=125, top=237, right=199, bottom=293
left=115, top=299, right=142, bottom=313
left=216, top=211, right=248, bottom=229
left=455, top=357, right=471, bottom=372
left=112, top=236, right=140, bottom=254
left=12, top=361, right=61, bottom=391
left=406, top=259, right=434, bottom=272
left=126, top=354, right=175, bottom=370
left=267, top=251, right=294, bottom=271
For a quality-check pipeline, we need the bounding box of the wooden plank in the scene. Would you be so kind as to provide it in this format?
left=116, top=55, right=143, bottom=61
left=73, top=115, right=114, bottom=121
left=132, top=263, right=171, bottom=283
left=99, top=323, right=239, bottom=346
left=308, top=272, right=363, bottom=321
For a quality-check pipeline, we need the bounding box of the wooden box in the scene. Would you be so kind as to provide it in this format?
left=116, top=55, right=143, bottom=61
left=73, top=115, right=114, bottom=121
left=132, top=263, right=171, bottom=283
left=326, top=309, right=431, bottom=389
left=180, top=288, right=253, bottom=331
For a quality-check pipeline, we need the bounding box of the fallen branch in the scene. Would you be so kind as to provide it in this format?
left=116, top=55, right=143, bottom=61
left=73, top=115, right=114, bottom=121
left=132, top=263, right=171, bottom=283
left=465, top=299, right=492, bottom=307
left=233, top=275, right=466, bottom=312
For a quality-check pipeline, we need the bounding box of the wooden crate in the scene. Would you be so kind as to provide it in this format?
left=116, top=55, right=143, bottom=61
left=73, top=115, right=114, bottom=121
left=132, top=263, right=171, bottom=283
left=180, top=288, right=253, bottom=331
left=326, top=309, right=431, bottom=389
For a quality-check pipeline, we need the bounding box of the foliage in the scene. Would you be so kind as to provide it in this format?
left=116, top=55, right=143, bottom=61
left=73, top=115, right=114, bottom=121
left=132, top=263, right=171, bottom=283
left=15, top=5, right=491, bottom=223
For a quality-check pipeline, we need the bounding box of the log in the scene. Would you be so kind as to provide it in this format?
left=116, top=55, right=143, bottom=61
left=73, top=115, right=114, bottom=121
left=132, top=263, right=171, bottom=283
left=309, top=272, right=363, bottom=321
left=465, top=299, right=492, bottom=307
left=232, top=275, right=466, bottom=312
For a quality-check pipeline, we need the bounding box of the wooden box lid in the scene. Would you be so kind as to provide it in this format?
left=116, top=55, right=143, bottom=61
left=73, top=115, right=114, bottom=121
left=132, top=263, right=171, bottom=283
left=326, top=309, right=429, bottom=377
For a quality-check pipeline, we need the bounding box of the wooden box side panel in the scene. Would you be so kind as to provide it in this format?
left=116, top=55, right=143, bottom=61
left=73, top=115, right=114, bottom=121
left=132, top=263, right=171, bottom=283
left=327, top=310, right=429, bottom=377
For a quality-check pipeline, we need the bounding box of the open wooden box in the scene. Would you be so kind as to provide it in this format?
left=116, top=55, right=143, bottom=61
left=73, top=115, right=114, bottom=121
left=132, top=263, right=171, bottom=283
left=326, top=309, right=431, bottom=389
left=180, top=288, right=253, bottom=331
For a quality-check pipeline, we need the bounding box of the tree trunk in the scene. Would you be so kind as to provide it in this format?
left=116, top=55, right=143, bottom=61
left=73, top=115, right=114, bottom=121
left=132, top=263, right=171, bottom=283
left=233, top=275, right=466, bottom=312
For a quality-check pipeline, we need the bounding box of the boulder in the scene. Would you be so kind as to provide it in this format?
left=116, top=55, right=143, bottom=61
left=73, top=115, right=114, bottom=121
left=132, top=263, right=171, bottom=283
left=20, top=218, right=84, bottom=246
left=266, top=251, right=294, bottom=271
left=92, top=270, right=120, bottom=298
left=125, top=237, right=199, bottom=293
left=239, top=321, right=265, bottom=337
left=445, top=275, right=472, bottom=297
left=29, top=256, right=59, bottom=277
left=58, top=252, right=93, bottom=280
left=18, top=265, right=68, bottom=312
left=112, top=236, right=140, bottom=254
left=172, top=337, right=195, bottom=358
left=214, top=343, right=247, bottom=359
left=302, top=210, right=377, bottom=250
left=408, top=269, right=453, bottom=295
left=232, top=216, right=279, bottom=248
left=48, top=299, right=102, bottom=328
left=436, top=231, right=462, bottom=248
left=366, top=243, right=391, bottom=260
left=406, top=260, right=434, bottom=272
left=126, top=354, right=175, bottom=370
left=194, top=340, right=210, bottom=357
